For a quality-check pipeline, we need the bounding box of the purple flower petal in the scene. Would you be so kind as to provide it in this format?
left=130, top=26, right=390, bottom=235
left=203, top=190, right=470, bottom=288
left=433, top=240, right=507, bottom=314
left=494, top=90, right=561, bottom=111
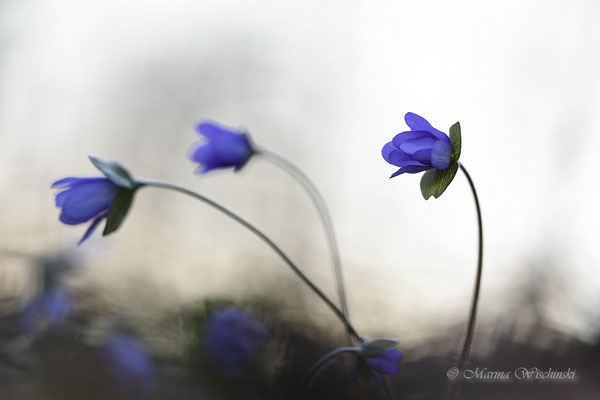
left=412, top=148, right=433, bottom=165
left=366, top=348, right=403, bottom=375
left=380, top=348, right=403, bottom=361
left=59, top=179, right=117, bottom=221
left=191, top=143, right=223, bottom=173
left=404, top=112, right=432, bottom=131
left=51, top=176, right=107, bottom=188
left=392, top=130, right=435, bottom=149
left=381, top=142, right=397, bottom=164
left=390, top=165, right=431, bottom=178
left=399, top=136, right=437, bottom=155
left=196, top=121, right=240, bottom=140
left=59, top=211, right=90, bottom=225
left=431, top=139, right=452, bottom=170
left=404, top=112, right=448, bottom=140
left=78, top=212, right=107, bottom=244
left=189, top=121, right=254, bottom=173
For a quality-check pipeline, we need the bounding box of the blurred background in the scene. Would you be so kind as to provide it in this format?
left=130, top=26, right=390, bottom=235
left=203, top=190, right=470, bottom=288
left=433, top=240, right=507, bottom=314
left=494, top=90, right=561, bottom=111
left=1, top=0, right=599, bottom=398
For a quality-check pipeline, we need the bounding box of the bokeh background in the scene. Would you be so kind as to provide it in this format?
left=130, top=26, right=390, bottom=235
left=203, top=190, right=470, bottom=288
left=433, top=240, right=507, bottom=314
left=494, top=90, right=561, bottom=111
left=1, top=0, right=599, bottom=398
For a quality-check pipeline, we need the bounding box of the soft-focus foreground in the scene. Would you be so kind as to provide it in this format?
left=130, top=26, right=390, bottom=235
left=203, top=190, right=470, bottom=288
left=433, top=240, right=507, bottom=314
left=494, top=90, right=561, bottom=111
left=0, top=249, right=599, bottom=399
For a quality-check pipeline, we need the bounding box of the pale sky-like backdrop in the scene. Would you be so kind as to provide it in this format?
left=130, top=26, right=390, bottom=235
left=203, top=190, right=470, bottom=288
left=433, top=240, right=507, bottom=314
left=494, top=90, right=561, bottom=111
left=1, top=0, right=599, bottom=349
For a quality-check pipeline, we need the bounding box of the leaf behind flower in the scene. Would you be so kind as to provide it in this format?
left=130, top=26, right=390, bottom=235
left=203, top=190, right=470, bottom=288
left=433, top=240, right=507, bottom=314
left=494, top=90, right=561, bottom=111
left=420, top=161, right=459, bottom=200
left=103, top=188, right=134, bottom=235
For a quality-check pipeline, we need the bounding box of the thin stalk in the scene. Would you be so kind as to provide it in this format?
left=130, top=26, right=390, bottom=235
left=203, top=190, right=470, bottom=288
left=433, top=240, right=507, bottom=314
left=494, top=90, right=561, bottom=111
left=256, top=149, right=350, bottom=337
left=138, top=179, right=361, bottom=342
left=448, top=163, right=484, bottom=399
left=301, top=346, right=358, bottom=391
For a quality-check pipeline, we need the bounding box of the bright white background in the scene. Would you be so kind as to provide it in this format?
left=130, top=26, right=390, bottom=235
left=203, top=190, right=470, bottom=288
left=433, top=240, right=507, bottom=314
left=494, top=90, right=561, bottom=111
left=1, top=0, right=599, bottom=348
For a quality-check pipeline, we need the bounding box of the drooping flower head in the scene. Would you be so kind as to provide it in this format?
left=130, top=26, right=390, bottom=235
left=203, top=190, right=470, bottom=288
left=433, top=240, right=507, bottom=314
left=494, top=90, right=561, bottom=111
left=190, top=121, right=255, bottom=174
left=100, top=334, right=154, bottom=390
left=52, top=177, right=118, bottom=244
left=365, top=347, right=403, bottom=376
left=356, top=339, right=403, bottom=384
left=382, top=112, right=462, bottom=199
left=52, top=157, right=138, bottom=243
left=204, top=308, right=269, bottom=377
left=382, top=112, right=457, bottom=177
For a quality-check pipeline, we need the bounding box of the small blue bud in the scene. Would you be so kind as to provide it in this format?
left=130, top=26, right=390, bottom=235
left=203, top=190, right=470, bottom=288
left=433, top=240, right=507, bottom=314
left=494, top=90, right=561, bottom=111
left=190, top=121, right=255, bottom=174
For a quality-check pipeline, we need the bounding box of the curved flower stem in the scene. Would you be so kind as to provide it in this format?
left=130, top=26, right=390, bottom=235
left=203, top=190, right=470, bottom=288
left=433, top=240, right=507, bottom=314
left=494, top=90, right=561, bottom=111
left=256, top=149, right=351, bottom=340
left=301, top=346, right=358, bottom=391
left=137, top=179, right=361, bottom=342
left=448, top=163, right=484, bottom=399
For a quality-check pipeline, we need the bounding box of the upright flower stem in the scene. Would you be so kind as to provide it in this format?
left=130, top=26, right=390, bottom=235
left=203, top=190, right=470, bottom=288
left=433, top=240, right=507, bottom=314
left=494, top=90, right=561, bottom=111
left=137, top=179, right=361, bottom=342
left=256, top=149, right=351, bottom=341
left=448, top=163, right=484, bottom=399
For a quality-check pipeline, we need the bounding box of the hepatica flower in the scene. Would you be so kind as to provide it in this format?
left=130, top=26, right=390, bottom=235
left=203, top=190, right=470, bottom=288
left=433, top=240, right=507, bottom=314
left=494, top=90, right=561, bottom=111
left=52, top=177, right=118, bottom=243
left=100, top=334, right=154, bottom=389
left=364, top=347, right=403, bottom=376
left=382, top=112, right=462, bottom=199
left=305, top=338, right=402, bottom=389
left=356, top=338, right=403, bottom=384
left=204, top=308, right=269, bottom=377
left=190, top=121, right=255, bottom=173
left=52, top=157, right=139, bottom=244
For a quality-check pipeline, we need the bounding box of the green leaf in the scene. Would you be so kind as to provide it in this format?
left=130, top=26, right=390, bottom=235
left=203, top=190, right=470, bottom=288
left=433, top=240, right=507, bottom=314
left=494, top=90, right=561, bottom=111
left=103, top=188, right=134, bottom=236
left=420, top=161, right=459, bottom=200
left=360, top=338, right=399, bottom=357
left=449, top=122, right=461, bottom=162
left=89, top=156, right=136, bottom=190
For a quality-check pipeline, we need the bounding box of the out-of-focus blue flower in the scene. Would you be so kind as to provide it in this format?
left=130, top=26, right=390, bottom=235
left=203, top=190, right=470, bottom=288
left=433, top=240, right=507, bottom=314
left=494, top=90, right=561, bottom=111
left=382, top=112, right=454, bottom=178
left=51, top=177, right=117, bottom=243
left=190, top=121, right=255, bottom=174
left=204, top=308, right=269, bottom=377
left=100, top=334, right=154, bottom=388
left=20, top=288, right=72, bottom=335
left=365, top=348, right=403, bottom=375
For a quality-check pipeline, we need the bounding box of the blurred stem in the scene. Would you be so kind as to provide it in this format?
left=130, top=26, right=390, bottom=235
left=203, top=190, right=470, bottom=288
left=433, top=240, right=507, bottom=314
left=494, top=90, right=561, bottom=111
left=448, top=163, right=484, bottom=399
left=138, top=179, right=361, bottom=342
left=301, top=346, right=358, bottom=391
left=256, top=149, right=351, bottom=342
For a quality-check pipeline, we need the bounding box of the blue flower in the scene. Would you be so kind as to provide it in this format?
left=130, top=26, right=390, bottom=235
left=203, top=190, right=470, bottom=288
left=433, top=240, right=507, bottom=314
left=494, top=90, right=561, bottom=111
left=190, top=121, right=255, bottom=173
left=365, top=348, right=403, bottom=375
left=20, top=288, right=73, bottom=335
left=382, top=112, right=454, bottom=178
left=52, top=177, right=117, bottom=243
left=100, top=334, right=154, bottom=388
left=204, top=308, right=269, bottom=377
